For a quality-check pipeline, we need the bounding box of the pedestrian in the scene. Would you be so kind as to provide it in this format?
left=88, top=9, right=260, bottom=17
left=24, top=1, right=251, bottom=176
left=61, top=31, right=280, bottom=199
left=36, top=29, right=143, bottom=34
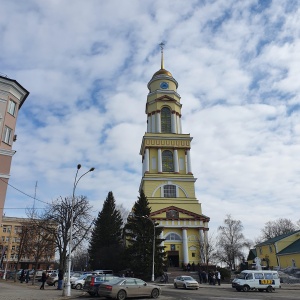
left=212, top=273, right=216, bottom=285
left=192, top=262, right=195, bottom=271
left=25, top=269, right=30, bottom=283
left=198, top=270, right=202, bottom=284
left=57, top=269, right=63, bottom=290
left=217, top=271, right=221, bottom=286
left=40, top=271, right=47, bottom=290
left=19, top=269, right=25, bottom=283
left=164, top=272, right=168, bottom=283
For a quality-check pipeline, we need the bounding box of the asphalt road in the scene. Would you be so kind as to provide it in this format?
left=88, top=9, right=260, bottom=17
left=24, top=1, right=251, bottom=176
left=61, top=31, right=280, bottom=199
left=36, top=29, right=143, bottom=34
left=1, top=280, right=300, bottom=300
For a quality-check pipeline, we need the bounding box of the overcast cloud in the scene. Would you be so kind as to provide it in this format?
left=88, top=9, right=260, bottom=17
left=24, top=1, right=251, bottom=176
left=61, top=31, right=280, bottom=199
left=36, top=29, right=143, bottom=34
left=1, top=0, right=300, bottom=245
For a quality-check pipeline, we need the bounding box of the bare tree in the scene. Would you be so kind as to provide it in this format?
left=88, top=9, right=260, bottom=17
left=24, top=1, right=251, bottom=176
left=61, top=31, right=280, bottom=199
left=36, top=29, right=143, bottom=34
left=40, top=195, right=93, bottom=273
left=261, top=218, right=296, bottom=240
left=215, top=215, right=250, bottom=270
left=198, top=232, right=216, bottom=269
left=296, top=219, right=300, bottom=230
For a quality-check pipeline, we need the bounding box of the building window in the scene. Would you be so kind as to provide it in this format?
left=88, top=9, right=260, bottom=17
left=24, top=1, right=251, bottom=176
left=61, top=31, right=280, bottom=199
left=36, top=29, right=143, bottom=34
left=165, top=233, right=181, bottom=241
left=269, top=245, right=273, bottom=253
left=3, top=126, right=13, bottom=144
left=161, top=107, right=171, bottom=133
left=192, top=253, right=195, bottom=257
left=162, top=150, right=174, bottom=172
left=8, top=100, right=17, bottom=116
left=166, top=209, right=179, bottom=219
left=164, top=185, right=176, bottom=198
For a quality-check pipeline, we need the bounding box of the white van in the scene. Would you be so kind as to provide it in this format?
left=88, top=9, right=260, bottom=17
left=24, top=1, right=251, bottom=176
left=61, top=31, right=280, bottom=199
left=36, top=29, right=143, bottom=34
left=232, top=270, right=281, bottom=292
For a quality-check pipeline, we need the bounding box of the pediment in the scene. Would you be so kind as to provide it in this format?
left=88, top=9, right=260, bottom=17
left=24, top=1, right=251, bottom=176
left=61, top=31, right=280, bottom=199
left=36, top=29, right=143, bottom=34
left=150, top=206, right=210, bottom=222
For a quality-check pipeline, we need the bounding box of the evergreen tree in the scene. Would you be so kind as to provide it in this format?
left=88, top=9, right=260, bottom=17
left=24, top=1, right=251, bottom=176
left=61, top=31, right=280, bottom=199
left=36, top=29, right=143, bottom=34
left=88, top=191, right=124, bottom=271
left=124, top=190, right=165, bottom=280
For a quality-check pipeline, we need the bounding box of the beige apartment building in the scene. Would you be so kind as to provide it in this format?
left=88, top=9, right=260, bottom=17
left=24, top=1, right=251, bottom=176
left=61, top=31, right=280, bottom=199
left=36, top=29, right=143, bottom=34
left=0, top=216, right=55, bottom=271
left=0, top=75, right=29, bottom=224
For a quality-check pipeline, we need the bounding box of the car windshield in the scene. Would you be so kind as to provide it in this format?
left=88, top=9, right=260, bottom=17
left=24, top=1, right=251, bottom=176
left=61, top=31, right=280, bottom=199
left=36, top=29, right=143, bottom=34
left=182, top=276, right=194, bottom=281
left=236, top=273, right=247, bottom=279
left=78, top=274, right=86, bottom=279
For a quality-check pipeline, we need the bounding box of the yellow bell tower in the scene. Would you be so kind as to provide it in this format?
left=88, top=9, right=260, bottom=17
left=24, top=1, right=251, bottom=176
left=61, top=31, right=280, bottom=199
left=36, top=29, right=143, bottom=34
left=139, top=44, right=210, bottom=267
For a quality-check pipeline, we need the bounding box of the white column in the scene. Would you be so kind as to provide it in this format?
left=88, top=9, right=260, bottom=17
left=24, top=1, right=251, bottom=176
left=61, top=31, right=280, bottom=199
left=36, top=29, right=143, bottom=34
left=174, top=149, right=179, bottom=173
left=199, top=229, right=205, bottom=264
left=171, top=111, right=176, bottom=133
left=182, top=228, right=189, bottom=265
left=186, top=149, right=192, bottom=174
left=144, top=148, right=150, bottom=173
left=147, top=114, right=151, bottom=133
left=179, top=115, right=182, bottom=133
left=158, top=148, right=162, bottom=173
left=156, top=111, right=161, bottom=133
left=151, top=113, right=156, bottom=133
left=176, top=113, right=181, bottom=134
left=142, top=156, right=145, bottom=175
left=160, top=229, right=164, bottom=248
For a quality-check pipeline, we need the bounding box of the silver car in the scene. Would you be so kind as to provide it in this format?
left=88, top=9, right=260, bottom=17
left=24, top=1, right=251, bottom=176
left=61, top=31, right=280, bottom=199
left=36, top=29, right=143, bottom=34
left=174, top=275, right=199, bottom=290
left=98, top=277, right=161, bottom=300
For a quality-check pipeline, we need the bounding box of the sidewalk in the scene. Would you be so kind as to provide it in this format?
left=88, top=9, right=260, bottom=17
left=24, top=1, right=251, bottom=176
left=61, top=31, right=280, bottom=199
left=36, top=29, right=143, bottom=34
left=0, top=279, right=83, bottom=300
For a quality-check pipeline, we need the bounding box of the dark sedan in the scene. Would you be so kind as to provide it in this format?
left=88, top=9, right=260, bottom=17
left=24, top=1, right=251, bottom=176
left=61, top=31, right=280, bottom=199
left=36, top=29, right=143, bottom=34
left=83, top=274, right=119, bottom=296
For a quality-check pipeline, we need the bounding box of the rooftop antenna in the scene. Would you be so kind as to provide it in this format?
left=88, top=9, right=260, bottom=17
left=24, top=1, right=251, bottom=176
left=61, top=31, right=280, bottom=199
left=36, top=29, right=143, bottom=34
left=159, top=42, right=165, bottom=70
left=33, top=181, right=38, bottom=212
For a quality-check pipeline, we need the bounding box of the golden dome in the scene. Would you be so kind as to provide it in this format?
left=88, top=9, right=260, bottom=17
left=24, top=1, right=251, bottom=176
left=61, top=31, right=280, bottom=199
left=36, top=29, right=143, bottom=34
left=152, top=68, right=173, bottom=78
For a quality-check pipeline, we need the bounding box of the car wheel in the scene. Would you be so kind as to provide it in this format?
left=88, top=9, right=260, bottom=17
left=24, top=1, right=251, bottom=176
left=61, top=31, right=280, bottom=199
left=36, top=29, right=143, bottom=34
left=75, top=283, right=82, bottom=290
left=117, top=289, right=127, bottom=300
left=242, top=285, right=250, bottom=292
left=53, top=281, right=57, bottom=287
left=266, top=286, right=273, bottom=293
left=184, top=284, right=187, bottom=289
left=174, top=283, right=178, bottom=288
left=151, top=288, right=159, bottom=298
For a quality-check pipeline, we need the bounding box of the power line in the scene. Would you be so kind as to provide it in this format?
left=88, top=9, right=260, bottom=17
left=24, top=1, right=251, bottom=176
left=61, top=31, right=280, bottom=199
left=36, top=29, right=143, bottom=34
left=0, top=177, right=50, bottom=205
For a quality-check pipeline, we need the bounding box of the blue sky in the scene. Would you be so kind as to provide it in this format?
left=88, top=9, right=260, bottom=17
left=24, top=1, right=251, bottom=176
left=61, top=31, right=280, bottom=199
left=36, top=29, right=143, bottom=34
left=1, top=0, right=300, bottom=244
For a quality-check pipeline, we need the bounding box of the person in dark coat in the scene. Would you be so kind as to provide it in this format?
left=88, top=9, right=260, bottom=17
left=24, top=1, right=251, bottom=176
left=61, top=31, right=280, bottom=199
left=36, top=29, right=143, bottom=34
left=57, top=269, right=64, bottom=290
left=19, top=269, right=25, bottom=283
left=25, top=270, right=30, bottom=283
left=40, top=271, right=47, bottom=290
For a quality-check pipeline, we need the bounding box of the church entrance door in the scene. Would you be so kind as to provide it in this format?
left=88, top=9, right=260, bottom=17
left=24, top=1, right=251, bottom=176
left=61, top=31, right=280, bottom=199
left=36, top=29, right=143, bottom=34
left=167, top=251, right=179, bottom=267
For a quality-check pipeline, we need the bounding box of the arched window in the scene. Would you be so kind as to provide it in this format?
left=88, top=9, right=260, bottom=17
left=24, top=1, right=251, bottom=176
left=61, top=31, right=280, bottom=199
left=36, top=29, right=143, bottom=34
left=161, top=107, right=171, bottom=133
left=164, top=185, right=176, bottom=198
left=165, top=233, right=181, bottom=241
left=162, top=150, right=174, bottom=172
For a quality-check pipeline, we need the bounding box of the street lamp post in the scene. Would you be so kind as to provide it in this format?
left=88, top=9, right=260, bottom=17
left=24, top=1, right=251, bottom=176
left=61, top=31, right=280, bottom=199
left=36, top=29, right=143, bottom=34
left=65, top=164, right=94, bottom=297
left=147, top=217, right=155, bottom=282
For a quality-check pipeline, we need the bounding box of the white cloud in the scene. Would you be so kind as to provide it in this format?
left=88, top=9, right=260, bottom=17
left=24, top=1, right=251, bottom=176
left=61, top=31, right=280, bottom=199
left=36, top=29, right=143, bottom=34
left=2, top=0, right=300, bottom=245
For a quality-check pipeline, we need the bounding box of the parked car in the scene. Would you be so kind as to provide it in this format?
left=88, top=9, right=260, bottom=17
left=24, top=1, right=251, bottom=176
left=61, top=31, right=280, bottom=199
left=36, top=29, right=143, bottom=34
left=98, top=277, right=161, bottom=300
left=92, top=269, right=113, bottom=275
left=83, top=274, right=119, bottom=296
left=71, top=273, right=92, bottom=290
left=46, top=272, right=81, bottom=286
left=69, top=272, right=82, bottom=284
left=46, top=273, right=59, bottom=286
left=174, top=275, right=199, bottom=290
left=4, top=270, right=17, bottom=279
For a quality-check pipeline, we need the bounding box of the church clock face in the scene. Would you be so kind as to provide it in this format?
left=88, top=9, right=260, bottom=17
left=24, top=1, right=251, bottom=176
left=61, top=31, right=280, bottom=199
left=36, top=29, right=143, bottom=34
left=160, top=81, right=169, bottom=89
